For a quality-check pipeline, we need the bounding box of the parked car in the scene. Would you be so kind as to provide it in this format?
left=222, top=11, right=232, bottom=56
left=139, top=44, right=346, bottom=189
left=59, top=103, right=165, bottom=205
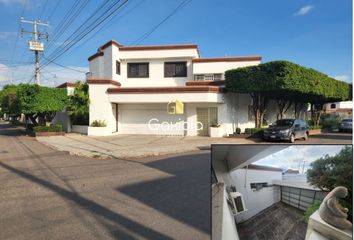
left=263, top=119, right=309, bottom=143
left=338, top=119, right=352, bottom=132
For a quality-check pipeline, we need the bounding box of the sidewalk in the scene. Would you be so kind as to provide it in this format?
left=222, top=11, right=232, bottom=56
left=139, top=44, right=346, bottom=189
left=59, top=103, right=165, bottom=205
left=37, top=133, right=253, bottom=159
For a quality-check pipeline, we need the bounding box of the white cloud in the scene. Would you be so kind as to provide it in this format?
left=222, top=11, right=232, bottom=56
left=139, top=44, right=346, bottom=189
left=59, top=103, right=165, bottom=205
left=294, top=5, right=314, bottom=16
left=0, top=63, right=10, bottom=82
left=254, top=145, right=345, bottom=172
left=0, top=0, right=25, bottom=5
left=0, top=0, right=43, bottom=9
left=0, top=32, right=17, bottom=41
left=333, top=75, right=351, bottom=82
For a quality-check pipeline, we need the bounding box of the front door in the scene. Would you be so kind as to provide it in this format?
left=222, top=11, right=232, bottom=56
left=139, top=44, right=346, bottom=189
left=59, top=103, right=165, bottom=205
left=197, top=108, right=209, bottom=136
left=196, top=107, right=218, bottom=136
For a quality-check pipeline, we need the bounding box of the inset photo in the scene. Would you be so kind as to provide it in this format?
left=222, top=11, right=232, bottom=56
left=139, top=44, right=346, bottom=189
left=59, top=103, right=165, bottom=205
left=212, top=145, right=352, bottom=240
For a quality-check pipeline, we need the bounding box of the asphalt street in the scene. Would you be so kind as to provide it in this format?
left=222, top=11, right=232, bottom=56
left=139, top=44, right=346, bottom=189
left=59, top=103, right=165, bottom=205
left=0, top=123, right=211, bottom=240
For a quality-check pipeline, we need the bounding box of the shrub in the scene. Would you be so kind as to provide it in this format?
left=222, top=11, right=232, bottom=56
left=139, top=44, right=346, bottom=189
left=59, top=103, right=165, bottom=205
left=210, top=122, right=220, bottom=127
left=235, top=127, right=241, bottom=134
left=309, top=125, right=322, bottom=130
left=91, top=120, right=107, bottom=127
left=33, top=124, right=62, bottom=132
left=245, top=128, right=263, bottom=135
left=320, top=115, right=340, bottom=129
left=303, top=200, right=322, bottom=222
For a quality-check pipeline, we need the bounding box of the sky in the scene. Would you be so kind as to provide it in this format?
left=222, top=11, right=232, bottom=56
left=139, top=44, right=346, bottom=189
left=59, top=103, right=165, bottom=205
left=254, top=145, right=348, bottom=173
left=0, top=0, right=352, bottom=88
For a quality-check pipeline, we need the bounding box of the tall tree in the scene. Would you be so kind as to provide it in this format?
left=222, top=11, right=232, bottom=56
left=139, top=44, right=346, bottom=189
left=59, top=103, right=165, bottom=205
left=225, top=61, right=351, bottom=127
left=67, top=81, right=89, bottom=125
left=17, top=84, right=67, bottom=125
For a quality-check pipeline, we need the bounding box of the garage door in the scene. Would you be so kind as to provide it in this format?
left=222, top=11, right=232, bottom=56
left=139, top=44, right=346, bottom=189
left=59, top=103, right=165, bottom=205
left=118, top=104, right=185, bottom=135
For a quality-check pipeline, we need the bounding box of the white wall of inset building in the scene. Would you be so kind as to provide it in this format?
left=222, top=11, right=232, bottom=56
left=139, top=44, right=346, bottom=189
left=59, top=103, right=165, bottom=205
left=89, top=83, right=117, bottom=133
left=230, top=168, right=282, bottom=223
left=324, top=101, right=353, bottom=110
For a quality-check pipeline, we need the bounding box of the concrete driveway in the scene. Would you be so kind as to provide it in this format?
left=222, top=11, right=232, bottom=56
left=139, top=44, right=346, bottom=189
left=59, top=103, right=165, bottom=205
left=0, top=123, right=210, bottom=240
left=37, top=131, right=352, bottom=159
left=37, top=133, right=243, bottom=159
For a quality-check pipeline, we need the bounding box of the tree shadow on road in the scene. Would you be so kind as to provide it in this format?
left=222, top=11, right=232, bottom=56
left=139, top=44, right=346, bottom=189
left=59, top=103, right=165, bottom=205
left=117, top=152, right=211, bottom=235
left=0, top=161, right=173, bottom=240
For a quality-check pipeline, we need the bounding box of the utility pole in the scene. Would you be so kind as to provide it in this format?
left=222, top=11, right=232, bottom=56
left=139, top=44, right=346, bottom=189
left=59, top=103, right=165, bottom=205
left=20, top=18, right=48, bottom=85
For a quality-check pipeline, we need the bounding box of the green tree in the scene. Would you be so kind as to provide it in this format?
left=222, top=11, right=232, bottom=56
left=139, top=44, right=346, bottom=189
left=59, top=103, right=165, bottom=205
left=0, top=85, right=21, bottom=118
left=225, top=61, right=352, bottom=127
left=17, top=84, right=67, bottom=125
left=67, top=81, right=89, bottom=125
left=307, top=146, right=353, bottom=221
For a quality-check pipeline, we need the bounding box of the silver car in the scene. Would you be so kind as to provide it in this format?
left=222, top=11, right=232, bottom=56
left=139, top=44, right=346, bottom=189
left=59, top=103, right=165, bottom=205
left=338, top=119, right=352, bottom=132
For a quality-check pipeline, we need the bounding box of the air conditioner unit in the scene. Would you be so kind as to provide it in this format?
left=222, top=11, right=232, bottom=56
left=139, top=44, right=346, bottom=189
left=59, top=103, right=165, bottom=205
left=229, top=192, right=247, bottom=215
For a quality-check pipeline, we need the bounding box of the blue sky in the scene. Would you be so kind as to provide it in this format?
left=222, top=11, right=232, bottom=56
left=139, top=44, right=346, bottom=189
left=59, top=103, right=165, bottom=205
left=254, top=145, right=347, bottom=173
left=0, top=0, right=352, bottom=88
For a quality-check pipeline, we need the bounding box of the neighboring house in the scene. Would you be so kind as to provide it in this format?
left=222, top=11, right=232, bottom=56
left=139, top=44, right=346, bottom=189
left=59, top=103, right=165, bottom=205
left=323, top=101, right=352, bottom=118
left=86, top=40, right=305, bottom=136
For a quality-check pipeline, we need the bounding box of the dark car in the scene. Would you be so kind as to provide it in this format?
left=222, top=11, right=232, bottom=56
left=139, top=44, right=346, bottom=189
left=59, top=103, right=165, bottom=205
left=263, top=119, right=309, bottom=143
left=338, top=119, right=352, bottom=132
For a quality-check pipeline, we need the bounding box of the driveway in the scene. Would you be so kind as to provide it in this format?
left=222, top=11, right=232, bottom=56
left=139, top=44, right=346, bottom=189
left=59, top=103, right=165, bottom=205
left=0, top=123, right=210, bottom=240
left=36, top=130, right=352, bottom=159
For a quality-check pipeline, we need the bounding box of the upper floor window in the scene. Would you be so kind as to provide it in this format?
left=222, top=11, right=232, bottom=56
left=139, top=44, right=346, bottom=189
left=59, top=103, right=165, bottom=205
left=164, top=62, right=187, bottom=77
left=128, top=63, right=149, bottom=78
left=116, top=61, right=120, bottom=75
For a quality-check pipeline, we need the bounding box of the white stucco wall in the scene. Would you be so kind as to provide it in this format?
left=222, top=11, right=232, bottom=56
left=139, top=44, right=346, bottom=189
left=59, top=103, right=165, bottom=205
left=89, top=84, right=117, bottom=134
left=230, top=168, right=282, bottom=223
left=116, top=58, right=193, bottom=87
left=108, top=92, right=224, bottom=103
left=52, top=110, right=71, bottom=132
left=324, top=101, right=353, bottom=110
left=193, top=60, right=261, bottom=76
left=119, top=48, right=199, bottom=60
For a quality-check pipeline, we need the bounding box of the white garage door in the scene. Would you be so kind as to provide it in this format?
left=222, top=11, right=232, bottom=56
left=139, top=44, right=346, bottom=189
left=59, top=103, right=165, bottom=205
left=118, top=104, right=185, bottom=135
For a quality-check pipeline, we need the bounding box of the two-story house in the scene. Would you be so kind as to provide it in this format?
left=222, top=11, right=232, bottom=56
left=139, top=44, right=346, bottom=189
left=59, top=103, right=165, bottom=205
left=86, top=40, right=262, bottom=136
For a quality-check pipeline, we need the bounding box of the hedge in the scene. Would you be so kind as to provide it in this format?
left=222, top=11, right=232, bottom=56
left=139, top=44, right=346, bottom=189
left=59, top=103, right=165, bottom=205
left=225, top=60, right=351, bottom=103
left=309, top=125, right=322, bottom=130
left=245, top=128, right=264, bottom=135
left=33, top=124, right=63, bottom=132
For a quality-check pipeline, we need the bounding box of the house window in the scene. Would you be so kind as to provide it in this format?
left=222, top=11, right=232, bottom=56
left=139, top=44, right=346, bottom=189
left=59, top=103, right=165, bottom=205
left=194, top=75, right=204, bottom=80
left=330, top=103, right=336, bottom=109
left=164, top=62, right=187, bottom=77
left=116, top=61, right=120, bottom=75
left=204, top=74, right=214, bottom=81
left=128, top=63, right=149, bottom=78
left=214, top=74, right=222, bottom=81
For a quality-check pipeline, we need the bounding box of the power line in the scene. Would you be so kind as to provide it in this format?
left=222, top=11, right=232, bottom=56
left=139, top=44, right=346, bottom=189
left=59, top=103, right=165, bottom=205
left=73, top=0, right=145, bottom=56
left=45, top=0, right=89, bottom=51
left=46, top=0, right=62, bottom=22
left=131, top=0, right=192, bottom=46
left=42, top=56, right=86, bottom=73
left=41, top=0, right=129, bottom=70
